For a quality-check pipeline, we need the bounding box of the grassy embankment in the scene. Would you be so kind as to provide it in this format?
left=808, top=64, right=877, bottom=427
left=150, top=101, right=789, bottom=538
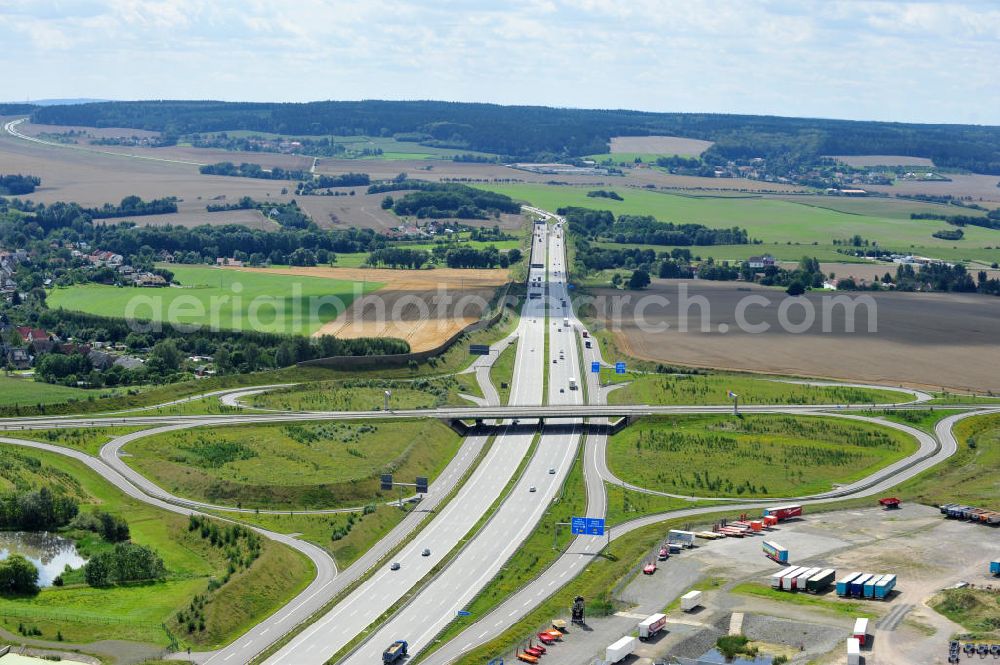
left=7, top=426, right=148, bottom=456
left=0, top=446, right=312, bottom=649
left=489, top=340, right=518, bottom=405
left=607, top=414, right=918, bottom=499
left=244, top=375, right=477, bottom=411
left=931, top=588, right=1000, bottom=641
left=48, top=264, right=383, bottom=336
left=606, top=371, right=911, bottom=406
left=123, top=419, right=462, bottom=510
left=477, top=183, right=1000, bottom=265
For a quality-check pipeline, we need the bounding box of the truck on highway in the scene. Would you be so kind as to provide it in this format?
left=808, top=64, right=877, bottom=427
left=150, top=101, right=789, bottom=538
left=606, top=636, right=637, bottom=663
left=637, top=613, right=666, bottom=640
left=383, top=640, right=408, bottom=664
left=568, top=377, right=578, bottom=390
left=762, top=504, right=802, bottom=521
left=563, top=317, right=570, bottom=327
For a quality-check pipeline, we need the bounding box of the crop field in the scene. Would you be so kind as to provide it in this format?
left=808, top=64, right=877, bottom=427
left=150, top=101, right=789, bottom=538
left=123, top=419, right=462, bottom=510
left=828, top=154, right=935, bottom=167
left=0, top=445, right=312, bottom=649
left=479, top=183, right=1000, bottom=254
left=606, top=372, right=910, bottom=406
left=238, top=265, right=509, bottom=351
left=608, top=135, right=714, bottom=155
left=607, top=413, right=917, bottom=498
left=47, top=264, right=381, bottom=335
left=587, top=280, right=1000, bottom=393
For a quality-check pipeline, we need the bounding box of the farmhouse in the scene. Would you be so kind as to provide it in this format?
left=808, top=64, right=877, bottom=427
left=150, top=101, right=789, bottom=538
left=747, top=255, right=776, bottom=269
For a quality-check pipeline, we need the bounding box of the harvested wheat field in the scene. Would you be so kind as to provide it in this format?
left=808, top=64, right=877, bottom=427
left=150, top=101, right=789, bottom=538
left=229, top=266, right=509, bottom=351
left=609, top=135, right=714, bottom=155
left=586, top=279, right=1000, bottom=393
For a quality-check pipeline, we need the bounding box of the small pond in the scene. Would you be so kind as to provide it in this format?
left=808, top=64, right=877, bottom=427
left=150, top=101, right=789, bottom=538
left=0, top=531, right=87, bottom=587
left=698, top=649, right=777, bottom=664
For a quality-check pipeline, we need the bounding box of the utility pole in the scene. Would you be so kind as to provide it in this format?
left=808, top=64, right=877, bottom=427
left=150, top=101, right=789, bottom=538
left=729, top=391, right=740, bottom=416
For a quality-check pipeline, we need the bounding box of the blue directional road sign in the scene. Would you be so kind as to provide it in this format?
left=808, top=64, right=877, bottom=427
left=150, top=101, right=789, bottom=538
left=457, top=610, right=471, bottom=617
left=591, top=361, right=601, bottom=373
left=571, top=516, right=606, bottom=536
left=615, top=362, right=626, bottom=375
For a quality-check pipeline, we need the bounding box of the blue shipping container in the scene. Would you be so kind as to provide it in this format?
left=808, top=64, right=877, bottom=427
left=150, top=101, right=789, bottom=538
left=851, top=573, right=874, bottom=597
left=874, top=574, right=896, bottom=599
left=991, top=561, right=1000, bottom=576
left=863, top=574, right=884, bottom=599
left=836, top=572, right=861, bottom=597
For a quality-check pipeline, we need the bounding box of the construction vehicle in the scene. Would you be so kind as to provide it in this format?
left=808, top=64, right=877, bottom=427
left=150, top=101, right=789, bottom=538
left=383, top=640, right=408, bottom=664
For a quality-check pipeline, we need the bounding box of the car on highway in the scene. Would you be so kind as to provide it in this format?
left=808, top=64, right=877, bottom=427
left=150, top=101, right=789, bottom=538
left=549, top=468, right=556, bottom=474
left=529, top=486, right=537, bottom=492
left=390, top=562, right=401, bottom=571
left=421, top=548, right=431, bottom=556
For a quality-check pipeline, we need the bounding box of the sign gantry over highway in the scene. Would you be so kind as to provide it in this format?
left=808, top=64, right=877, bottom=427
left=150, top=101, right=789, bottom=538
left=571, top=516, right=606, bottom=536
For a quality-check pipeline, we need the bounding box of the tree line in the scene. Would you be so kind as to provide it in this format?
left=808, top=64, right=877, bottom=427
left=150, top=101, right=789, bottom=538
left=0, top=174, right=41, bottom=195
left=30, top=99, right=1000, bottom=173
left=389, top=183, right=521, bottom=219
left=559, top=207, right=749, bottom=246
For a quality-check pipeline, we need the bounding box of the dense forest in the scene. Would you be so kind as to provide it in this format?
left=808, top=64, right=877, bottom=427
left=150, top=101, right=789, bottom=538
left=27, top=100, right=1000, bottom=173
left=389, top=183, right=521, bottom=219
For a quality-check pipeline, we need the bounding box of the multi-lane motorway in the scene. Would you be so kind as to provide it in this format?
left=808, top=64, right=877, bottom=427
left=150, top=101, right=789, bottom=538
left=0, top=207, right=993, bottom=665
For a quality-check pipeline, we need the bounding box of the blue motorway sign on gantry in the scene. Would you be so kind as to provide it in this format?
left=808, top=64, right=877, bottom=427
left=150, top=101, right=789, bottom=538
left=615, top=362, right=626, bottom=374
left=591, top=361, right=601, bottom=373
left=571, top=516, right=606, bottom=536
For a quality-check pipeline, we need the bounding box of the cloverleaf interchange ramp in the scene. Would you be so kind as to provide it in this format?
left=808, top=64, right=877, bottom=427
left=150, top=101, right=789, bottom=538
left=0, top=207, right=992, bottom=665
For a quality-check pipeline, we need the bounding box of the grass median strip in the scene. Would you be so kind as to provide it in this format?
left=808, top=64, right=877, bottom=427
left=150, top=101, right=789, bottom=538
left=248, top=431, right=499, bottom=665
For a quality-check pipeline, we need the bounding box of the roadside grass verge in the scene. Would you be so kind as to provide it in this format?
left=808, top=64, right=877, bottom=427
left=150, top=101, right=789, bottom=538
left=0, top=444, right=314, bottom=649
left=490, top=340, right=518, bottom=405
left=607, top=414, right=918, bottom=499
left=604, top=482, right=718, bottom=526
left=606, top=372, right=911, bottom=406
left=8, top=426, right=148, bottom=456
left=871, top=408, right=964, bottom=434
left=730, top=583, right=877, bottom=620
left=0, top=375, right=93, bottom=406
left=123, top=419, right=462, bottom=511
left=895, top=411, right=1000, bottom=506
left=244, top=376, right=472, bottom=411
left=213, top=505, right=407, bottom=569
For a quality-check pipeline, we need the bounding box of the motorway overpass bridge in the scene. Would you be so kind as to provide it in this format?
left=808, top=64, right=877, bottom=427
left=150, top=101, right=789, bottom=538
left=0, top=401, right=963, bottom=435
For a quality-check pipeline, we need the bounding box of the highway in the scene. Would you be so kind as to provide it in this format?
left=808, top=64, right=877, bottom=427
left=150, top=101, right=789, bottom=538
left=258, top=209, right=556, bottom=665
left=0, top=204, right=992, bottom=665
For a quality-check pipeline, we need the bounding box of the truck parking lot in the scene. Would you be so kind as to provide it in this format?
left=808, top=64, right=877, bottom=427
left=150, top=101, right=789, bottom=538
left=552, top=504, right=1000, bottom=665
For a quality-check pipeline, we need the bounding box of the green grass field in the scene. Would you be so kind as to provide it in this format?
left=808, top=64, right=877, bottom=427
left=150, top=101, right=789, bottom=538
left=607, top=372, right=909, bottom=406
left=216, top=504, right=407, bottom=568
left=124, top=419, right=462, bottom=510
left=0, top=375, right=91, bottom=407
left=11, top=426, right=148, bottom=456
left=0, top=445, right=313, bottom=648
left=730, top=582, right=877, bottom=619
left=47, top=264, right=383, bottom=335
left=245, top=376, right=473, bottom=410
left=607, top=414, right=917, bottom=498
left=931, top=588, right=1000, bottom=640
left=477, top=183, right=1000, bottom=262
left=489, top=340, right=518, bottom=405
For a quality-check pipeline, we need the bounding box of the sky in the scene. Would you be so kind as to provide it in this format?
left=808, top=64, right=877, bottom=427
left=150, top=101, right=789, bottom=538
left=1, top=0, right=998, bottom=125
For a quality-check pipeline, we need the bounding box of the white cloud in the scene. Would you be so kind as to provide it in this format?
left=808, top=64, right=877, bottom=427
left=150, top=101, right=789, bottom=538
left=0, top=0, right=996, bottom=124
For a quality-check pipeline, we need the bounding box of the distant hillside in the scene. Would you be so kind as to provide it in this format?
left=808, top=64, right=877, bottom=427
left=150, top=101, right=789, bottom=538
left=29, top=99, right=1000, bottom=174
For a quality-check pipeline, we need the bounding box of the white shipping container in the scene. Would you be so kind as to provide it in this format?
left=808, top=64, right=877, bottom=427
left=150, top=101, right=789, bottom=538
left=680, top=590, right=702, bottom=612
left=794, top=567, right=821, bottom=590
left=637, top=613, right=666, bottom=639
left=853, top=617, right=869, bottom=638
left=847, top=637, right=861, bottom=665
left=781, top=566, right=808, bottom=591
left=771, top=565, right=799, bottom=588
left=605, top=636, right=637, bottom=663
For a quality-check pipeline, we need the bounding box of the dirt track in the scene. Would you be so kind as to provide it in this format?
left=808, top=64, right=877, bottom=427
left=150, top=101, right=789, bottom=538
left=589, top=279, right=1000, bottom=393
left=229, top=266, right=508, bottom=351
